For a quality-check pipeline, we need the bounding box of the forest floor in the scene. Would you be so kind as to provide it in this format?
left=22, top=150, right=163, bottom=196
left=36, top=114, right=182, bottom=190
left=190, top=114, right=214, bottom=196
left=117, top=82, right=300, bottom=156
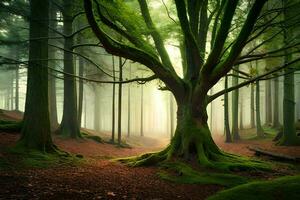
left=1, top=110, right=300, bottom=200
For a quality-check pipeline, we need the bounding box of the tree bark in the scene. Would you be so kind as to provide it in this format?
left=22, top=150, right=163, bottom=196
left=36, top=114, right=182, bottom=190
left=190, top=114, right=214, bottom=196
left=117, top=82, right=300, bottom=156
left=19, top=0, right=55, bottom=151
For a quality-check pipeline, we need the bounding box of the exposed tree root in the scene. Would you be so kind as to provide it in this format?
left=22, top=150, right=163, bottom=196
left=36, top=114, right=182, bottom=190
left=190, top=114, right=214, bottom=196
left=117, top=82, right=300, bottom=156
left=118, top=146, right=272, bottom=172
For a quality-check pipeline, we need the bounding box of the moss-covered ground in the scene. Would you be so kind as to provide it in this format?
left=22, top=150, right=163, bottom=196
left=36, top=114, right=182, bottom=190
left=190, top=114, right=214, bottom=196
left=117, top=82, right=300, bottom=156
left=207, top=175, right=300, bottom=200
left=0, top=146, right=82, bottom=170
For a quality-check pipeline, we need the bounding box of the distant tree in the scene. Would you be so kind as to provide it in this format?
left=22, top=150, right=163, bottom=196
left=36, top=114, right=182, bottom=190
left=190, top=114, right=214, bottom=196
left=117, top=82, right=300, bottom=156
left=224, top=75, right=232, bottom=143
left=59, top=0, right=81, bottom=138
left=278, top=0, right=300, bottom=145
left=231, top=66, right=240, bottom=140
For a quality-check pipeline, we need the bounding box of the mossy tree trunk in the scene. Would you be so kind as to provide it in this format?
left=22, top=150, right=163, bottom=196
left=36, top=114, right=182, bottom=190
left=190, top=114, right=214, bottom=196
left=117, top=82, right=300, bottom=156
left=84, top=0, right=268, bottom=169
left=59, top=0, right=81, bottom=138
left=19, top=0, right=56, bottom=152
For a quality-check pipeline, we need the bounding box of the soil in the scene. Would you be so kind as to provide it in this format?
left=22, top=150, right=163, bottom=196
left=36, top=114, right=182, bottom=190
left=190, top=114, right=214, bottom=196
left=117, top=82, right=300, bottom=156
left=1, top=110, right=300, bottom=200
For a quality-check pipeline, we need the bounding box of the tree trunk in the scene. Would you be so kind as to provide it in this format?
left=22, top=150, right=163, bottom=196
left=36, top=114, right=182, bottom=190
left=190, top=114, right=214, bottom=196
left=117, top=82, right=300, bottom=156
left=127, top=64, right=131, bottom=137
left=111, top=56, right=115, bottom=143
left=19, top=0, right=55, bottom=151
left=272, top=76, right=280, bottom=128
left=255, top=80, right=264, bottom=137
left=48, top=1, right=58, bottom=132
left=59, top=0, right=81, bottom=138
left=77, top=32, right=84, bottom=128
left=239, top=94, right=244, bottom=130
left=94, top=86, right=100, bottom=131
left=224, top=75, right=232, bottom=143
left=265, top=79, right=272, bottom=125
left=278, top=0, right=299, bottom=146
left=117, top=57, right=123, bottom=145
left=231, top=67, right=240, bottom=140
left=170, top=93, right=174, bottom=140
left=168, top=102, right=222, bottom=167
left=78, top=57, right=84, bottom=127
left=15, top=46, right=19, bottom=111
left=140, top=83, right=144, bottom=137
left=250, top=83, right=255, bottom=128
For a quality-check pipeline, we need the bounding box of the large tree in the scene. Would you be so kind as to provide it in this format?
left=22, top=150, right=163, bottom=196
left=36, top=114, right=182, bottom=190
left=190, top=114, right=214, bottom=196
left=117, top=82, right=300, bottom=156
left=18, top=0, right=56, bottom=151
left=84, top=0, right=300, bottom=169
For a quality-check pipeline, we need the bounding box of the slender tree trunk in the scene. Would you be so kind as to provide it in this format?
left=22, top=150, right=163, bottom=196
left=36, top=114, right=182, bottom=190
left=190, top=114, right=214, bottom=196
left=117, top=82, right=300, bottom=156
left=255, top=80, right=264, bottom=137
left=265, top=79, right=272, bottom=125
left=209, top=88, right=213, bottom=129
left=127, top=64, right=131, bottom=137
left=94, top=86, right=100, bottom=131
left=140, top=83, right=144, bottom=137
left=224, top=75, right=232, bottom=143
left=10, top=71, right=14, bottom=110
left=272, top=76, right=280, bottom=128
left=84, top=91, right=87, bottom=128
left=231, top=67, right=240, bottom=140
left=15, top=47, right=19, bottom=111
left=48, top=1, right=58, bottom=131
left=59, top=0, right=81, bottom=138
left=170, top=93, right=174, bottom=139
left=19, top=0, right=55, bottom=151
left=250, top=83, right=255, bottom=128
left=111, top=56, right=115, bottom=143
left=77, top=56, right=84, bottom=127
left=117, top=57, right=123, bottom=145
left=239, top=93, right=244, bottom=130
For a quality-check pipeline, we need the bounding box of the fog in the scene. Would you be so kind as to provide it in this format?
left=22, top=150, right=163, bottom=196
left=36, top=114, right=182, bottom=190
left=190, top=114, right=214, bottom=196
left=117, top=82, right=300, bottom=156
left=1, top=60, right=299, bottom=139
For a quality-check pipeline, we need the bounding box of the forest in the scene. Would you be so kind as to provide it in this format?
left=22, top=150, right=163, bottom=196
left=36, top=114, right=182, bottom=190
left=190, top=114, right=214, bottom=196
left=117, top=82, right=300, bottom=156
left=0, top=0, right=300, bottom=199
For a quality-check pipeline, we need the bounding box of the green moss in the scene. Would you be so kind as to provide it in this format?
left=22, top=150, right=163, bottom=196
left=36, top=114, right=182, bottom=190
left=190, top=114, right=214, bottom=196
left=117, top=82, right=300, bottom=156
left=0, top=121, right=22, bottom=132
left=159, top=162, right=249, bottom=187
left=1, top=146, right=83, bottom=170
left=84, top=135, right=103, bottom=143
left=207, top=175, right=300, bottom=200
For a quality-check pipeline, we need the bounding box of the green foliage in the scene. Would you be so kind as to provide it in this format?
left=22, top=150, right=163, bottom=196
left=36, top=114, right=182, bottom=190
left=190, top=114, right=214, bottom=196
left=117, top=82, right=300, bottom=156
left=207, top=175, right=300, bottom=200
left=159, top=162, right=249, bottom=188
